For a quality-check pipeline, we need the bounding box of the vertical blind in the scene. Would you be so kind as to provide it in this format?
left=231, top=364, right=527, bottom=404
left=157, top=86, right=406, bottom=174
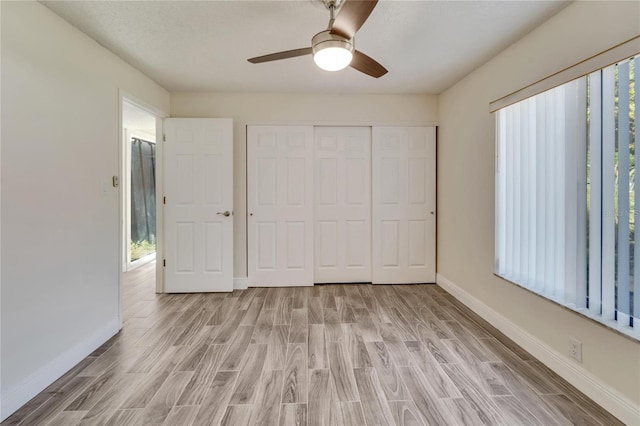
left=598, top=57, right=640, bottom=329
left=496, top=80, right=587, bottom=308
left=496, top=56, right=638, bottom=338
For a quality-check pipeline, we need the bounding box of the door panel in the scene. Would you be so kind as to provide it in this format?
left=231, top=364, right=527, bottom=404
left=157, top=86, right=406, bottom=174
left=408, top=220, right=427, bottom=266
left=381, top=220, right=400, bottom=267
left=314, top=127, right=371, bottom=283
left=346, top=220, right=367, bottom=267
left=204, top=222, right=223, bottom=271
left=372, top=126, right=436, bottom=284
left=319, top=221, right=338, bottom=267
left=286, top=222, right=306, bottom=269
left=176, top=222, right=195, bottom=271
left=257, top=222, right=277, bottom=270
left=248, top=126, right=314, bottom=286
left=164, top=118, right=233, bottom=292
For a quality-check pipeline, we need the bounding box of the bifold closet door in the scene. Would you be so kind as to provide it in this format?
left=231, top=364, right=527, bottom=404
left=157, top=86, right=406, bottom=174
left=247, top=126, right=314, bottom=287
left=372, top=126, right=436, bottom=284
left=314, top=127, right=371, bottom=283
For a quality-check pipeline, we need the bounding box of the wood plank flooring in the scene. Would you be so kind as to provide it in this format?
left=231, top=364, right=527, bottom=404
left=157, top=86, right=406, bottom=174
left=3, top=261, right=622, bottom=425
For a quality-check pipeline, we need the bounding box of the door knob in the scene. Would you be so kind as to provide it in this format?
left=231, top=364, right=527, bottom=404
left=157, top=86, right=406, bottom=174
left=217, top=211, right=231, bottom=217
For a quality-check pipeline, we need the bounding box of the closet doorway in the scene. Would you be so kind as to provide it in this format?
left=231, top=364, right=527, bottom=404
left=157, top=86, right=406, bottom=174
left=247, top=125, right=436, bottom=287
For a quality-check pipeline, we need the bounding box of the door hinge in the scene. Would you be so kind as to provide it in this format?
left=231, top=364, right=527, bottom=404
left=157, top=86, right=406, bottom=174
left=163, top=196, right=166, bottom=205
left=163, top=134, right=166, bottom=142
left=163, top=259, right=166, bottom=267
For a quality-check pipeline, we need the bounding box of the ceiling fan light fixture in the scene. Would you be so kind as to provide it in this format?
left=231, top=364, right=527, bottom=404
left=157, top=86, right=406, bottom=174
left=312, top=30, right=354, bottom=72
left=313, top=46, right=353, bottom=71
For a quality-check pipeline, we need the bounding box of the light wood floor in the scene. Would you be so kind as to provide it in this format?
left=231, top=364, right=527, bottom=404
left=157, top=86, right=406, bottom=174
left=3, top=261, right=621, bottom=426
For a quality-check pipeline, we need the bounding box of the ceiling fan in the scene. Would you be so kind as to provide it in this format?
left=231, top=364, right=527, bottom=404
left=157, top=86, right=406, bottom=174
left=247, top=0, right=387, bottom=78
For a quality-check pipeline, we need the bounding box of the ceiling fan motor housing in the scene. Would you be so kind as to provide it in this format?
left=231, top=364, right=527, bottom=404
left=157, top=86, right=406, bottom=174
left=311, top=30, right=354, bottom=55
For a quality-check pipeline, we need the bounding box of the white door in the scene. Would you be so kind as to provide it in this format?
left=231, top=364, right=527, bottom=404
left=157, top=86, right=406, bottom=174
left=247, top=126, right=314, bottom=287
left=372, top=126, right=436, bottom=284
left=164, top=118, right=234, bottom=292
left=314, top=127, right=371, bottom=283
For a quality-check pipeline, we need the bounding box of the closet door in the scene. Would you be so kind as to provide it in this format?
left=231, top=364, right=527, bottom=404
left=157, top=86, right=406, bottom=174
left=247, top=126, right=314, bottom=286
left=372, top=126, right=436, bottom=284
left=314, top=127, right=371, bottom=283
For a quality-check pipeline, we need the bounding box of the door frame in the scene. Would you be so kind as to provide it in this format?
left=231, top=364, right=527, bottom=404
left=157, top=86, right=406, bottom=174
left=118, top=90, right=167, bottom=327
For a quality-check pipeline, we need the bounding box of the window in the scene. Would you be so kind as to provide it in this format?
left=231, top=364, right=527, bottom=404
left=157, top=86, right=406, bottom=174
left=495, top=54, right=638, bottom=339
left=130, top=137, right=156, bottom=262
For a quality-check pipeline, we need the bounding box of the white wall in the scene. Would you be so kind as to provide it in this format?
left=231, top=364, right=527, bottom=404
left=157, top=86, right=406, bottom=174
left=0, top=2, right=169, bottom=420
left=437, top=1, right=640, bottom=423
left=171, top=92, right=438, bottom=278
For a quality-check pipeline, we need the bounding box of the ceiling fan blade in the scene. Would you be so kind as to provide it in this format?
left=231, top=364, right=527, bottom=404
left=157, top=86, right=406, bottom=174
left=350, top=50, right=387, bottom=78
left=330, top=0, right=378, bottom=39
left=248, top=47, right=312, bottom=64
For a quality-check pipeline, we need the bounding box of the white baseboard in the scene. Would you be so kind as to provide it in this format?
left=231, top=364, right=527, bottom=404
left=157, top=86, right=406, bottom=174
left=0, top=317, right=121, bottom=422
left=436, top=274, right=640, bottom=425
left=233, top=277, right=248, bottom=290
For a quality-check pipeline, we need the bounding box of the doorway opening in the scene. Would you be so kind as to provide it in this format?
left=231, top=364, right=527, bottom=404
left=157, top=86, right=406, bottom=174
left=120, top=95, right=163, bottom=327
left=123, top=100, right=158, bottom=270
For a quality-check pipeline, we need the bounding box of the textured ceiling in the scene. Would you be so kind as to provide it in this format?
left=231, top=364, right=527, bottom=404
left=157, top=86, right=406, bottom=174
left=41, top=0, right=570, bottom=94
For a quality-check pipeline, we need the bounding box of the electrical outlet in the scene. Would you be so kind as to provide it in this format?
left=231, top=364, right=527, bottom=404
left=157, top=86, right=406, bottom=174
left=569, top=337, right=582, bottom=363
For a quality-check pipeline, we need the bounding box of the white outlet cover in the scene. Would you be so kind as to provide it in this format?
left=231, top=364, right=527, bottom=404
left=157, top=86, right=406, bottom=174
left=569, top=337, right=582, bottom=363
